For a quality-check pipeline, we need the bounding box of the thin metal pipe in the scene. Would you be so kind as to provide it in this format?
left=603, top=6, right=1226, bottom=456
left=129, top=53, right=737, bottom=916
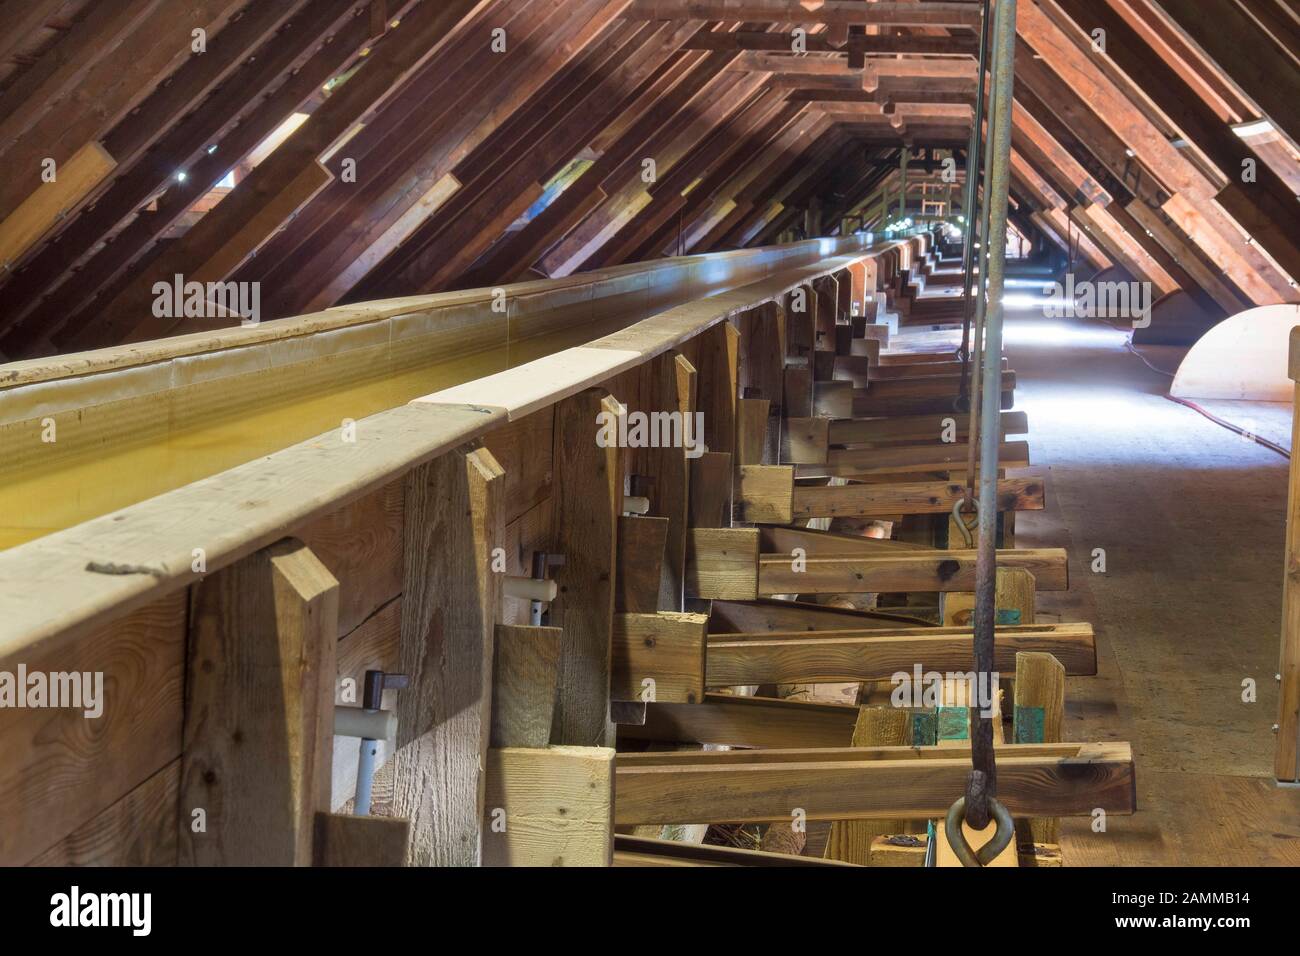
left=962, top=0, right=1001, bottom=499
left=956, top=0, right=994, bottom=369
left=966, top=0, right=1018, bottom=833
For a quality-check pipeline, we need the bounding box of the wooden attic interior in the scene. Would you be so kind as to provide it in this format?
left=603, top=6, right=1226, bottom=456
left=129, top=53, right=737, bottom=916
left=0, top=0, right=1297, bottom=869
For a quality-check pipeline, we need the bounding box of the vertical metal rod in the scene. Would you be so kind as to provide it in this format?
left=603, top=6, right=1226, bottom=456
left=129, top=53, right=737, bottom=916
left=957, top=0, right=994, bottom=367
left=967, top=0, right=1018, bottom=832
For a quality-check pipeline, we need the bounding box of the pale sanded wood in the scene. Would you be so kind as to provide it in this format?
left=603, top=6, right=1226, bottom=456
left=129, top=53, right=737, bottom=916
left=483, top=746, right=615, bottom=866
left=550, top=391, right=623, bottom=748
left=611, top=612, right=708, bottom=704
left=313, top=813, right=410, bottom=867
left=709, top=598, right=933, bottom=633
left=392, top=446, right=504, bottom=866
left=685, top=527, right=760, bottom=599
left=491, top=624, right=563, bottom=749
left=615, top=741, right=1136, bottom=824
left=0, top=141, right=115, bottom=267
left=180, top=539, right=338, bottom=866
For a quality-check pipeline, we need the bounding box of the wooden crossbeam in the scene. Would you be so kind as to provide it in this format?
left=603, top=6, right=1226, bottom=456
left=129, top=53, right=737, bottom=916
left=623, top=1, right=983, bottom=28
left=796, top=440, right=1030, bottom=477
left=828, top=410, right=1029, bottom=446
left=705, top=624, right=1096, bottom=685
left=614, top=742, right=1137, bottom=824
left=758, top=547, right=1067, bottom=594
left=683, top=32, right=979, bottom=55
left=614, top=833, right=857, bottom=866
left=789, top=477, right=1045, bottom=520
left=622, top=693, right=859, bottom=748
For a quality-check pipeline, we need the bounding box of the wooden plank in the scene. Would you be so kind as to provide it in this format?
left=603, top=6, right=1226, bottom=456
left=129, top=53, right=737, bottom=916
left=696, top=319, right=740, bottom=456
left=688, top=451, right=733, bottom=528
left=180, top=538, right=338, bottom=866
left=942, top=566, right=1037, bottom=627
left=736, top=464, right=795, bottom=523
left=709, top=598, right=934, bottom=633
left=0, top=589, right=184, bottom=866
left=685, top=527, right=760, bottom=600
left=392, top=445, right=504, bottom=867
left=551, top=391, right=623, bottom=748
left=761, top=525, right=934, bottom=555
left=799, top=440, right=1029, bottom=478
left=649, top=353, right=697, bottom=609
left=611, top=612, right=708, bottom=704
left=759, top=548, right=1068, bottom=595
left=1014, top=651, right=1065, bottom=845
left=491, top=624, right=563, bottom=749
left=791, top=477, right=1045, bottom=519
left=313, top=813, right=411, bottom=867
left=30, top=761, right=180, bottom=867
left=614, top=742, right=1136, bottom=824
left=869, top=833, right=1060, bottom=867
left=622, top=693, right=859, bottom=748
left=706, top=624, right=1096, bottom=684
left=0, top=141, right=115, bottom=268
left=780, top=415, right=829, bottom=466
left=483, top=746, right=615, bottom=867
left=736, top=397, right=772, bottom=465
left=823, top=706, right=913, bottom=865
left=615, top=833, right=857, bottom=866
left=624, top=1, right=982, bottom=28
left=814, top=380, right=854, bottom=418
left=617, top=515, right=669, bottom=613
left=828, top=410, right=1028, bottom=446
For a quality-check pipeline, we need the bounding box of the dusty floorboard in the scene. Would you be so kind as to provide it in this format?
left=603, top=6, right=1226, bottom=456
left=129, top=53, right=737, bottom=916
left=1007, top=314, right=1300, bottom=866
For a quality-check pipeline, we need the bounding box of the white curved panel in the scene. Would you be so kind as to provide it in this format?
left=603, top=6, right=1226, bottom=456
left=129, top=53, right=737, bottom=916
left=1170, top=305, right=1300, bottom=401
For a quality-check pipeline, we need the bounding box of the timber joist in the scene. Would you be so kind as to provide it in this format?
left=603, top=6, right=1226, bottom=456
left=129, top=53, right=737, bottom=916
left=0, top=212, right=1132, bottom=868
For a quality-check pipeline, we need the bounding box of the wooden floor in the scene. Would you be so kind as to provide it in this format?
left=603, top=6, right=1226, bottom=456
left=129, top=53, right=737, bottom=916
left=1006, top=315, right=1300, bottom=866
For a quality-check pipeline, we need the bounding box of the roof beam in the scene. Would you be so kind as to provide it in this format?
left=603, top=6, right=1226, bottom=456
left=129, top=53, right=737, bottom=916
left=623, top=1, right=983, bottom=28
left=684, top=30, right=978, bottom=54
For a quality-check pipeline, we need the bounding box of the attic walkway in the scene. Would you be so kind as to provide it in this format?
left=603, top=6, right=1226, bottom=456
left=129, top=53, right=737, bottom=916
left=1004, top=313, right=1300, bottom=865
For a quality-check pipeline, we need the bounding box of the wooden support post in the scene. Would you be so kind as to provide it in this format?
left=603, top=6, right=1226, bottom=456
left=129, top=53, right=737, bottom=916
left=942, top=567, right=1037, bottom=627
left=616, top=514, right=669, bottom=613
left=483, top=746, right=615, bottom=866
left=639, top=351, right=697, bottom=610
left=823, top=707, right=913, bottom=864
left=491, top=624, right=563, bottom=749
left=551, top=390, right=624, bottom=748
left=1014, top=652, right=1065, bottom=845
left=180, top=538, right=338, bottom=866
left=393, top=445, right=505, bottom=866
